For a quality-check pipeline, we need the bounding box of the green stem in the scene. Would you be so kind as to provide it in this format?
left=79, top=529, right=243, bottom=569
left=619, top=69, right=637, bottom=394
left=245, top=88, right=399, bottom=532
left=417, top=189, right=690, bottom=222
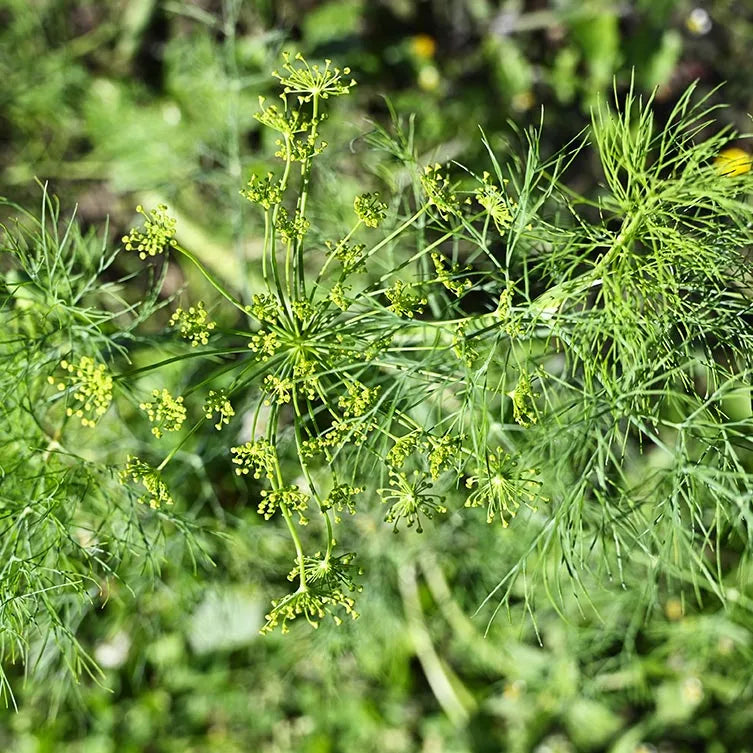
left=293, top=94, right=320, bottom=300
left=363, top=206, right=428, bottom=262
left=157, top=417, right=205, bottom=471
left=281, top=504, right=308, bottom=590
left=115, top=348, right=247, bottom=381
left=173, top=243, right=248, bottom=316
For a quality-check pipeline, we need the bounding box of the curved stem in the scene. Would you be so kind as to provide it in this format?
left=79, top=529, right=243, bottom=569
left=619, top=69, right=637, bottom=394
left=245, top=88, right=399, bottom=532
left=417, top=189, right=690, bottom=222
left=173, top=243, right=248, bottom=316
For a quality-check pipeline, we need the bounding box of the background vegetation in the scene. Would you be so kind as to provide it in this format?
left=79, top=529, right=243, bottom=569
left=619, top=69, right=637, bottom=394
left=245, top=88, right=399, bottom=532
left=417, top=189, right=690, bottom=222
left=2, top=1, right=753, bottom=751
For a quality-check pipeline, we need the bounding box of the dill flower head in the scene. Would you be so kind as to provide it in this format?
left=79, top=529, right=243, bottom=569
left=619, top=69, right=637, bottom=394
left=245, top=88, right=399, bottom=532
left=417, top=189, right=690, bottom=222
left=289, top=552, right=362, bottom=593
left=248, top=329, right=280, bottom=360
left=431, top=252, right=472, bottom=297
left=241, top=172, right=282, bottom=208
left=325, top=238, right=366, bottom=273
left=507, top=371, right=538, bottom=427
left=275, top=207, right=310, bottom=243
left=169, top=301, right=215, bottom=347
left=230, top=439, right=277, bottom=480
left=48, top=356, right=113, bottom=428
left=379, top=470, right=447, bottom=533
left=386, top=431, right=422, bottom=469
left=139, top=388, right=186, bottom=438
left=323, top=483, right=364, bottom=522
left=421, top=163, right=460, bottom=219
left=338, top=382, right=380, bottom=418
left=451, top=321, right=479, bottom=367
left=273, top=52, right=356, bottom=101
left=247, top=293, right=280, bottom=323
left=203, top=389, right=234, bottom=431
left=385, top=279, right=427, bottom=318
left=353, top=192, right=388, bottom=228
left=427, top=433, right=462, bottom=480
left=258, top=485, right=309, bottom=525
left=120, top=455, right=173, bottom=509
left=122, top=204, right=177, bottom=259
left=254, top=95, right=311, bottom=135
left=475, top=172, right=514, bottom=232
left=465, top=451, right=542, bottom=527
left=260, top=583, right=358, bottom=635
left=263, top=374, right=293, bottom=405
left=329, top=282, right=351, bottom=311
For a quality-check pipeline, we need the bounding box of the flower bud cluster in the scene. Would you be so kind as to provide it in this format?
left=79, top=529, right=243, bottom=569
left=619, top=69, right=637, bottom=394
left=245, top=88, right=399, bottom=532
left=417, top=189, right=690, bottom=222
left=421, top=163, right=460, bottom=219
left=139, top=388, right=186, bottom=438
left=169, top=301, right=215, bottom=346
left=231, top=439, right=277, bottom=479
left=48, top=356, right=113, bottom=428
left=122, top=204, right=177, bottom=259
left=120, top=455, right=173, bottom=508
left=385, top=279, right=427, bottom=318
left=203, top=389, right=234, bottom=431
left=353, top=192, right=387, bottom=228
left=241, top=172, right=282, bottom=208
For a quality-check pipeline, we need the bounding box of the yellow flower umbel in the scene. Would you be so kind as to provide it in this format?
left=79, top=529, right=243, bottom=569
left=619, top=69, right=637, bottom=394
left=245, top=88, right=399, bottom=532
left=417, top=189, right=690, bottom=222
left=48, top=356, right=113, bottom=428
left=475, top=172, right=514, bottom=233
left=715, top=147, right=752, bottom=177
left=203, top=389, right=234, bottom=431
left=465, top=451, right=542, bottom=527
left=120, top=456, right=173, bottom=509
left=273, top=52, right=356, bottom=102
left=122, top=204, right=177, bottom=259
left=169, top=301, right=216, bottom=346
left=139, top=388, right=186, bottom=438
left=421, top=163, right=460, bottom=219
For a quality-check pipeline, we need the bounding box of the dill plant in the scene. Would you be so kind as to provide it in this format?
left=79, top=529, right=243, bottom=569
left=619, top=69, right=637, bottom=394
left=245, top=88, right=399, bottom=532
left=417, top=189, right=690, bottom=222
left=115, top=56, right=753, bottom=636
left=5, top=53, right=753, bottom=657
left=0, top=191, right=195, bottom=703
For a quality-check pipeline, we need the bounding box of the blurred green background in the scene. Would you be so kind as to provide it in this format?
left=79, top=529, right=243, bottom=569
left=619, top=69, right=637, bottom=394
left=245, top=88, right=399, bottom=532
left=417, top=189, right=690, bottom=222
left=2, top=1, right=753, bottom=751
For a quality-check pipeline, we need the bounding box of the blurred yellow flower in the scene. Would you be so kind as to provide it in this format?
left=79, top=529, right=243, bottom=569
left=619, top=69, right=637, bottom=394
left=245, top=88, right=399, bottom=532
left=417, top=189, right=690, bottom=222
left=714, top=146, right=752, bottom=176
left=418, top=64, right=440, bottom=91
left=411, top=34, right=436, bottom=60
left=664, top=597, right=683, bottom=621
